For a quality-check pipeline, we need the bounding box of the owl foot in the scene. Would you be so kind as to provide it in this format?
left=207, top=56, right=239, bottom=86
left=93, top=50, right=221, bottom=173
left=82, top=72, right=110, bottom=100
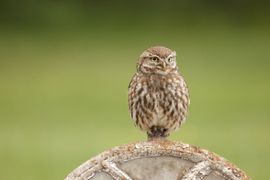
left=147, top=126, right=169, bottom=140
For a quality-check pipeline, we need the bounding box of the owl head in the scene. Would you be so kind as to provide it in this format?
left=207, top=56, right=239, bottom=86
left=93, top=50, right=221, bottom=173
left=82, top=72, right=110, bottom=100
left=137, top=46, right=178, bottom=75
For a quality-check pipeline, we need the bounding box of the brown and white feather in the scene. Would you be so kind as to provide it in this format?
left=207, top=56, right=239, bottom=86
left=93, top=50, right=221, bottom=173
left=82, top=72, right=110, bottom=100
left=128, top=46, right=190, bottom=139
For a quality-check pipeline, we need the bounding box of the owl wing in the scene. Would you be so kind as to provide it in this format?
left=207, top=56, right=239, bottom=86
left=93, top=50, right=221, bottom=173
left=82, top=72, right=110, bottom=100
left=128, top=73, right=139, bottom=119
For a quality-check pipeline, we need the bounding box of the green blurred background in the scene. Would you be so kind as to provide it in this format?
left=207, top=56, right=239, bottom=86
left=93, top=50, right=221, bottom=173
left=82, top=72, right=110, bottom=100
left=0, top=0, right=269, bottom=179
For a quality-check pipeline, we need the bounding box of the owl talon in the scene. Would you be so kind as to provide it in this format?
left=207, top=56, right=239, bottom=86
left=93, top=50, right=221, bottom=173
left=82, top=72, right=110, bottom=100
left=147, top=126, right=169, bottom=140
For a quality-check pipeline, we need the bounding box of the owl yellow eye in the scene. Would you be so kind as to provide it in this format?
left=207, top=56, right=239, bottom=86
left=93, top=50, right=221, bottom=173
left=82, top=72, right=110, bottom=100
left=151, top=57, right=159, bottom=62
left=167, top=57, right=174, bottom=63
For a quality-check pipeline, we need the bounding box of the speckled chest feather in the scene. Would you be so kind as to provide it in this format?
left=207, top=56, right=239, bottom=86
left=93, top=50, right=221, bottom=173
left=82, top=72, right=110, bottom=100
left=128, top=71, right=189, bottom=134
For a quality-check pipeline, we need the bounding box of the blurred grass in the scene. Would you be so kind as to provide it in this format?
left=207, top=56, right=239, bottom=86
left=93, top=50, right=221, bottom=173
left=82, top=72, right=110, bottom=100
left=0, top=1, right=270, bottom=179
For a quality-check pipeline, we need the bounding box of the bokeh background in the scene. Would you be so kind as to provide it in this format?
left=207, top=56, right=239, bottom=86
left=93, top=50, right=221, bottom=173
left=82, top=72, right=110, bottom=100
left=0, top=0, right=270, bottom=179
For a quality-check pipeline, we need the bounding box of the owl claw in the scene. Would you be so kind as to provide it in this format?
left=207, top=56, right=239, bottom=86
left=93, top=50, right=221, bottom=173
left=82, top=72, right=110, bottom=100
left=147, top=126, right=169, bottom=140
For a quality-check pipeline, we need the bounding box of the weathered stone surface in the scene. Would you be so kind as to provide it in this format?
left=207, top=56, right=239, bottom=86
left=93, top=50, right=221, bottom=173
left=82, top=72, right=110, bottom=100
left=91, top=172, right=113, bottom=180
left=65, top=139, right=250, bottom=180
left=119, top=156, right=194, bottom=179
left=204, top=171, right=229, bottom=180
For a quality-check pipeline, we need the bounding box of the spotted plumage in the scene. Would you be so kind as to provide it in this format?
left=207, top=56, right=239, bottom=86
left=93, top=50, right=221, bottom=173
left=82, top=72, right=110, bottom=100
left=128, top=46, right=190, bottom=139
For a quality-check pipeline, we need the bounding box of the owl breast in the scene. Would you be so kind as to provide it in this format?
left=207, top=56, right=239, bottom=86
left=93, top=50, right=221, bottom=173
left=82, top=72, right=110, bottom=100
left=128, top=72, right=189, bottom=133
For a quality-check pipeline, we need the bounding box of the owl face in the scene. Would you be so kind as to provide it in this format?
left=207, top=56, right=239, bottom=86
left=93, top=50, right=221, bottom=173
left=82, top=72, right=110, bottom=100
left=137, top=46, right=177, bottom=75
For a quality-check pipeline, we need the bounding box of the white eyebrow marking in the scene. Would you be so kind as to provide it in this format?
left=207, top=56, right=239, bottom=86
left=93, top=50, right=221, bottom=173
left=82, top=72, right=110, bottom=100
left=167, top=51, right=176, bottom=58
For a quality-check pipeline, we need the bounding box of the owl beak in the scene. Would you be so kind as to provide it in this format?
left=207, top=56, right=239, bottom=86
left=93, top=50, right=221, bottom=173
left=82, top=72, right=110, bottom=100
left=162, top=62, right=167, bottom=70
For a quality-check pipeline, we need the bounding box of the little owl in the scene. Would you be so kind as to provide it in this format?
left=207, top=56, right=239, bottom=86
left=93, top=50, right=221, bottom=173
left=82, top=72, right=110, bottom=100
left=128, top=46, right=190, bottom=139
